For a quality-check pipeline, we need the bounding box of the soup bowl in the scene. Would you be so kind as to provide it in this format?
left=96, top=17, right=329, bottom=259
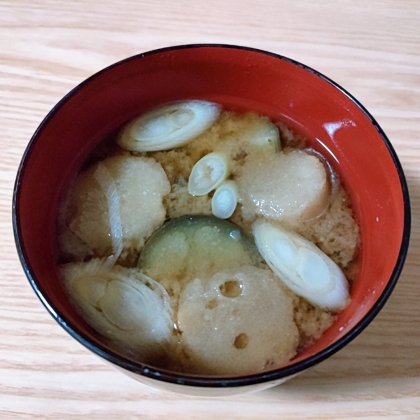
left=13, top=44, right=410, bottom=396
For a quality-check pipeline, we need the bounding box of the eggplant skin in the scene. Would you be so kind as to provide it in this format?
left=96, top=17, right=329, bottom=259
left=137, top=215, right=263, bottom=294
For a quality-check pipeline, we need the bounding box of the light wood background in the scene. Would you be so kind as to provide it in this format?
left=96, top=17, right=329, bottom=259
left=1, top=0, right=419, bottom=418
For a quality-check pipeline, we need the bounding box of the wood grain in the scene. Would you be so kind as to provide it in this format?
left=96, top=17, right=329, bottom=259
left=1, top=0, right=419, bottom=418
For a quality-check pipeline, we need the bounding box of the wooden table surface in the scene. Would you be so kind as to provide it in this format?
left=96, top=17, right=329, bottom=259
left=1, top=0, right=419, bottom=418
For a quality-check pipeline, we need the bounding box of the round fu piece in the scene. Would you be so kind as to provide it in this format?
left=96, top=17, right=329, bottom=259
left=177, top=266, right=299, bottom=375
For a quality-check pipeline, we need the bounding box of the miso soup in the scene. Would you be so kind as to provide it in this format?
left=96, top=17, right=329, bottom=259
left=57, top=100, right=359, bottom=376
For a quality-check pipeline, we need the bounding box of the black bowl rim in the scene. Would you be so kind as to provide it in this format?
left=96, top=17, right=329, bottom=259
left=12, top=43, right=411, bottom=388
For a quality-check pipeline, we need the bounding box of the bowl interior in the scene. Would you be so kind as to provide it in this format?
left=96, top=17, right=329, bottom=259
left=14, top=45, right=408, bottom=381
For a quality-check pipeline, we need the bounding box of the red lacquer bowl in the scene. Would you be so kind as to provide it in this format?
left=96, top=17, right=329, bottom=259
left=13, top=45, right=410, bottom=396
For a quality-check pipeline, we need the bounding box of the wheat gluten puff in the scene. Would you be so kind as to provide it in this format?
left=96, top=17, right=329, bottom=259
left=61, top=155, right=170, bottom=257
left=237, top=150, right=329, bottom=223
left=177, top=266, right=299, bottom=375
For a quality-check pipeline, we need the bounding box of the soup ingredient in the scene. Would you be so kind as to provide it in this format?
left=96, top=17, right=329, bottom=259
left=93, top=163, right=123, bottom=265
left=211, top=180, right=238, bottom=219
left=187, top=152, right=229, bottom=196
left=244, top=119, right=281, bottom=151
left=237, top=150, right=330, bottom=223
left=57, top=104, right=357, bottom=374
left=305, top=148, right=339, bottom=198
left=138, top=216, right=262, bottom=298
left=57, top=225, right=94, bottom=260
left=253, top=221, right=350, bottom=311
left=61, top=155, right=170, bottom=258
left=176, top=266, right=299, bottom=375
left=118, top=100, right=221, bottom=152
left=60, top=259, right=173, bottom=361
